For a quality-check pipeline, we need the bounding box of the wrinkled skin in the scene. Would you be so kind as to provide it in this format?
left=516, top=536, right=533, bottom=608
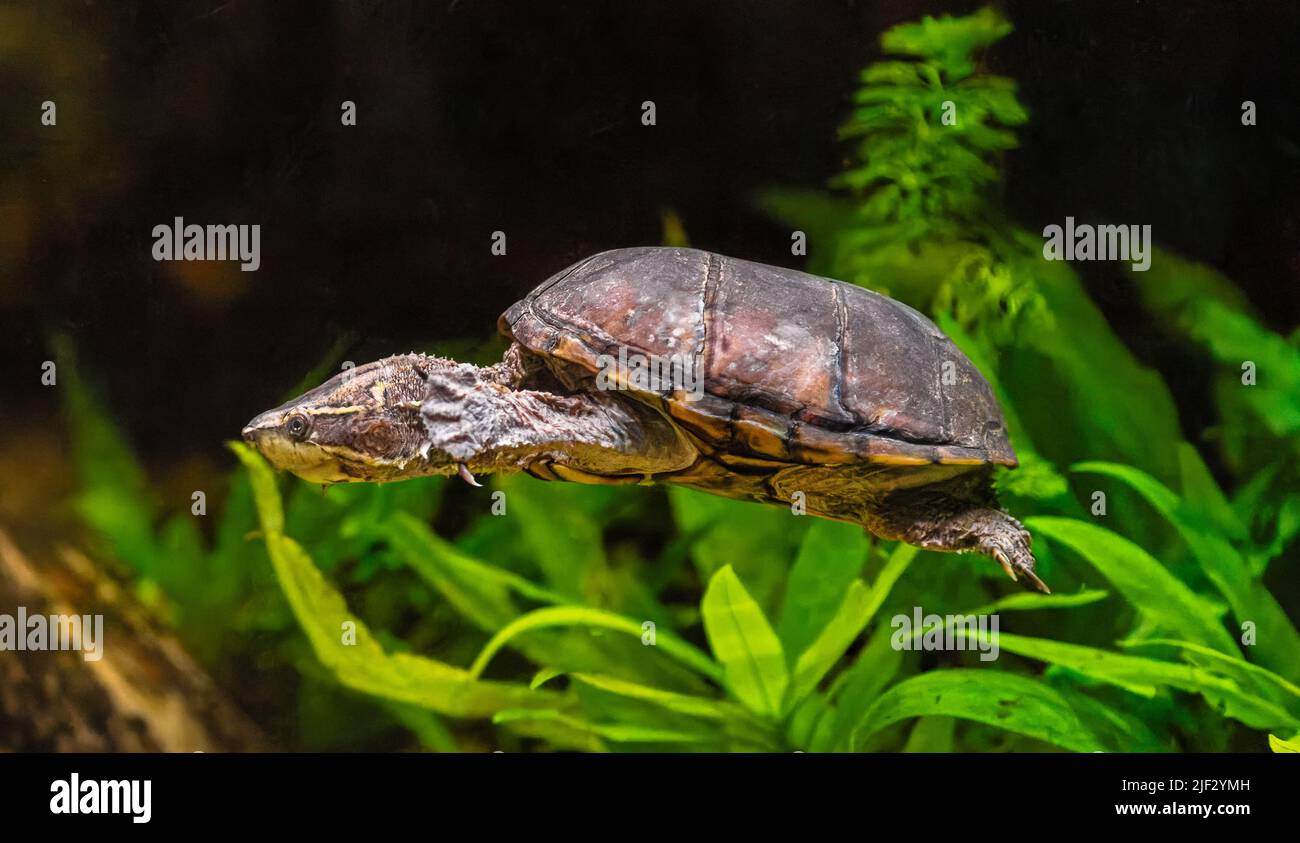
left=241, top=346, right=696, bottom=485
left=243, top=343, right=1047, bottom=592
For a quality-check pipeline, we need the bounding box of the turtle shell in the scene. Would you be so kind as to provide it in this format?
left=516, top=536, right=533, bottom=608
left=498, top=247, right=1016, bottom=468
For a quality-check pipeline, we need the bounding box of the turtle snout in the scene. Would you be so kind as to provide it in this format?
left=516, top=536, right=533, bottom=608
left=242, top=409, right=281, bottom=446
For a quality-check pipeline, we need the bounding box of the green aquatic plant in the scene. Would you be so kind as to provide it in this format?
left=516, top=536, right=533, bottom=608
left=832, top=7, right=1027, bottom=246
left=224, top=440, right=1299, bottom=751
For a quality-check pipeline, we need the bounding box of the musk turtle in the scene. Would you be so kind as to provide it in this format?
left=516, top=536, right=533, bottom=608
left=243, top=247, right=1046, bottom=591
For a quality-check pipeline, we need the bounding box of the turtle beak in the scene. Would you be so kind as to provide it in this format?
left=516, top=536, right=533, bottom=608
left=238, top=409, right=344, bottom=482
left=241, top=409, right=278, bottom=446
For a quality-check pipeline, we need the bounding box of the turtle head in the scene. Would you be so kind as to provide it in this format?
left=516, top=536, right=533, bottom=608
left=241, top=353, right=442, bottom=484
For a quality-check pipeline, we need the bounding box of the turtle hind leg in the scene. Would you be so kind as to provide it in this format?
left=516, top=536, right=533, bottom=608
left=864, top=474, right=1049, bottom=593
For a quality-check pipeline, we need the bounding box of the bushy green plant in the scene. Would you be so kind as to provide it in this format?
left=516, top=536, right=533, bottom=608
left=833, top=7, right=1027, bottom=246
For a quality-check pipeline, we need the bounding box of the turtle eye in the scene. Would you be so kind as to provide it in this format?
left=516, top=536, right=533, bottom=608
left=285, top=414, right=311, bottom=441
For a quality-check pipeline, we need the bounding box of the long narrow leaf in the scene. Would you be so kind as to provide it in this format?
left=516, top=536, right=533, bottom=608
left=947, top=627, right=1300, bottom=734
left=1072, top=463, right=1300, bottom=680
left=231, top=443, right=558, bottom=718
left=468, top=605, right=721, bottom=682
left=786, top=543, right=917, bottom=712
left=778, top=520, right=869, bottom=661
left=493, top=708, right=711, bottom=746
left=851, top=670, right=1105, bottom=753
left=1027, top=516, right=1236, bottom=655
left=701, top=566, right=789, bottom=717
left=569, top=673, right=759, bottom=726
left=826, top=626, right=905, bottom=751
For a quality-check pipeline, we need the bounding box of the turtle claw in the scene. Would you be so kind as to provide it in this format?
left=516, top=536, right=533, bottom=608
left=1022, top=568, right=1051, bottom=594
left=987, top=546, right=1050, bottom=593
left=456, top=463, right=483, bottom=487
left=992, top=549, right=1019, bottom=583
left=993, top=548, right=1050, bottom=594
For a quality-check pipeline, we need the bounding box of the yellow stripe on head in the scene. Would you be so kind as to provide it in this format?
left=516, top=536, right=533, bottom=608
left=303, top=405, right=365, bottom=416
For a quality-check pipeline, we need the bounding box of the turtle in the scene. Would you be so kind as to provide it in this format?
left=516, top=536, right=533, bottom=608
left=242, top=246, right=1047, bottom=591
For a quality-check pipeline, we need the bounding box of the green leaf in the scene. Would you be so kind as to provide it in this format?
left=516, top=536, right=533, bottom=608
left=498, top=474, right=610, bottom=600
left=492, top=709, right=710, bottom=746
left=1004, top=246, right=1185, bottom=488
left=382, top=702, right=459, bottom=753
left=778, top=519, right=869, bottom=661
left=387, top=512, right=568, bottom=629
left=1232, top=464, right=1280, bottom=526
left=230, top=441, right=284, bottom=534
left=1071, top=461, right=1181, bottom=517
left=468, top=605, right=721, bottom=682
left=530, top=668, right=565, bottom=690
left=569, top=678, right=763, bottom=751
left=1150, top=292, right=1300, bottom=439
left=232, top=441, right=557, bottom=718
left=1268, top=734, right=1300, bottom=753
left=61, top=338, right=167, bottom=582
left=388, top=513, right=518, bottom=631
left=786, top=693, right=837, bottom=751
left=825, top=625, right=904, bottom=749
left=1070, top=463, right=1300, bottom=680
left=786, top=582, right=872, bottom=711
left=880, top=9, right=1015, bottom=82
left=1133, top=247, right=1254, bottom=321
left=851, top=670, right=1104, bottom=753
left=486, top=708, right=606, bottom=752
left=701, top=565, right=789, bottom=717
left=1251, top=491, right=1300, bottom=575
left=1122, top=639, right=1300, bottom=719
left=1176, top=444, right=1247, bottom=541
left=268, top=527, right=548, bottom=717
left=943, top=626, right=1300, bottom=734
left=1056, top=688, right=1168, bottom=753
left=860, top=61, right=927, bottom=87
left=1027, top=516, right=1237, bottom=655
left=569, top=673, right=753, bottom=724
left=671, top=488, right=804, bottom=611
left=785, top=543, right=917, bottom=711
left=389, top=513, right=704, bottom=690
left=961, top=630, right=1160, bottom=698
left=902, top=716, right=956, bottom=753
left=938, top=314, right=1067, bottom=503
left=967, top=589, right=1109, bottom=616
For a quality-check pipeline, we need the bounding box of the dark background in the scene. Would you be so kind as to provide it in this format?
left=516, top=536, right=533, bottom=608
left=4, top=0, right=1299, bottom=475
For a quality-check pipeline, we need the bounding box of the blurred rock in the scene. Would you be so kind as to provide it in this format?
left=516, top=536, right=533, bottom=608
left=0, top=528, right=269, bottom=752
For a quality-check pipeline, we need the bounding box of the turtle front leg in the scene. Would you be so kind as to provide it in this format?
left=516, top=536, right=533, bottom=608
left=865, top=485, right=1048, bottom=593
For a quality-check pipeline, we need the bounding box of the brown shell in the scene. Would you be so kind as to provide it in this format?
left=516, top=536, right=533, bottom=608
left=498, top=247, right=1016, bottom=468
